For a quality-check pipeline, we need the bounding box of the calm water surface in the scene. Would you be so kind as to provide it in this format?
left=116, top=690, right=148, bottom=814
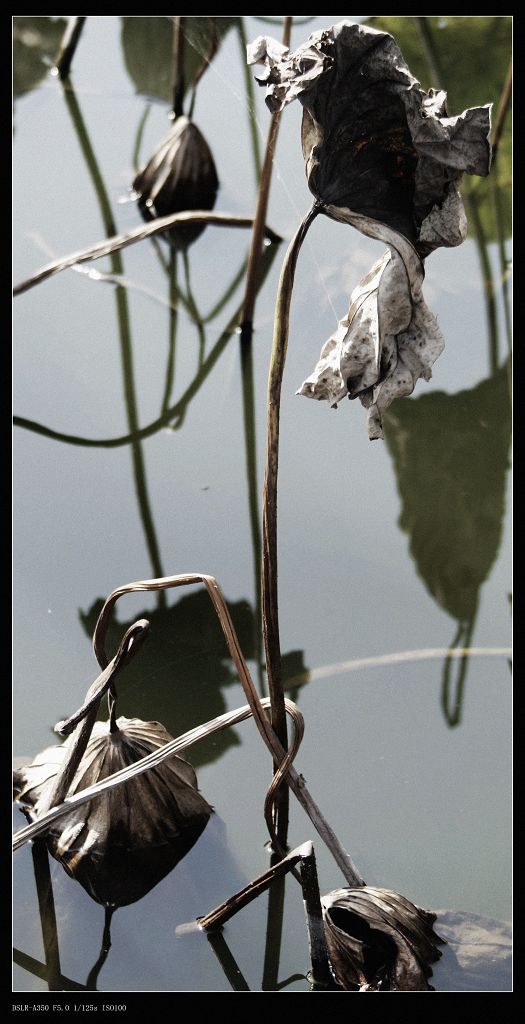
left=13, top=15, right=512, bottom=994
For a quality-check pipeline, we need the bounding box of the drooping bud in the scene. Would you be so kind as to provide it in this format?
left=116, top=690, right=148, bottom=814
left=133, top=115, right=219, bottom=249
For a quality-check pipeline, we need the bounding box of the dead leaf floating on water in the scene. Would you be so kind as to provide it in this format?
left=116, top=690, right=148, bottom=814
left=322, top=886, right=445, bottom=991
left=14, top=716, right=212, bottom=907
left=248, top=21, right=492, bottom=439
left=133, top=114, right=219, bottom=249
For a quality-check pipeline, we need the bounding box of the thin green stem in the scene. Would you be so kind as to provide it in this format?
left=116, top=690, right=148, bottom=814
left=14, top=243, right=280, bottom=448
left=464, top=189, right=499, bottom=375
left=161, top=251, right=178, bottom=416
left=262, top=852, right=285, bottom=990
left=491, top=60, right=512, bottom=161
left=62, top=82, right=166, bottom=592
left=238, top=18, right=262, bottom=183
left=183, top=249, right=206, bottom=366
left=414, top=17, right=444, bottom=89
left=132, top=104, right=151, bottom=173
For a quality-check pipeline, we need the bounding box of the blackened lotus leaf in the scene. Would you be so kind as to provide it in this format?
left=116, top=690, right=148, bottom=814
left=133, top=115, right=219, bottom=249
left=249, top=21, right=491, bottom=253
left=322, top=886, right=445, bottom=991
left=15, top=717, right=212, bottom=906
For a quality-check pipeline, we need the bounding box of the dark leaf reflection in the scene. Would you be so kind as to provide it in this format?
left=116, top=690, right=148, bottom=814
left=13, top=16, right=67, bottom=100
left=384, top=363, right=511, bottom=724
left=80, top=590, right=308, bottom=766
left=121, top=16, right=238, bottom=105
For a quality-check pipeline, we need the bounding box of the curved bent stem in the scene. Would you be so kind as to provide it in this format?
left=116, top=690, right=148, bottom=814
left=13, top=213, right=281, bottom=297
left=38, top=620, right=150, bottom=814
left=91, top=571, right=363, bottom=884
left=13, top=696, right=301, bottom=852
left=14, top=240, right=280, bottom=449
left=262, top=203, right=321, bottom=842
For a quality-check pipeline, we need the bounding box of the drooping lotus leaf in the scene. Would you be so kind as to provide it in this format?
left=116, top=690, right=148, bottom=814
left=322, top=886, right=445, bottom=991
left=364, top=16, right=511, bottom=244
left=249, top=21, right=492, bottom=438
left=248, top=21, right=491, bottom=253
left=383, top=365, right=511, bottom=622
left=14, top=716, right=212, bottom=907
left=297, top=235, right=444, bottom=439
left=133, top=115, right=219, bottom=249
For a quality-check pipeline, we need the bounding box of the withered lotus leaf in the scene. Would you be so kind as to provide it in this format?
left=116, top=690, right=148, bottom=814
left=248, top=21, right=492, bottom=439
left=248, top=22, right=491, bottom=251
left=133, top=114, right=219, bottom=248
left=296, top=234, right=444, bottom=439
left=322, top=886, right=445, bottom=991
left=14, top=717, right=212, bottom=907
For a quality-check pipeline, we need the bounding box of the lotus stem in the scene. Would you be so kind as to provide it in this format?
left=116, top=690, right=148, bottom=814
left=198, top=840, right=332, bottom=988
left=31, top=842, right=62, bottom=991
left=172, top=17, right=186, bottom=118
left=37, top=620, right=150, bottom=814
left=53, top=16, right=86, bottom=80
left=206, top=931, right=251, bottom=991
left=13, top=213, right=281, bottom=297
left=13, top=573, right=363, bottom=885
left=262, top=203, right=321, bottom=842
left=73, top=572, right=364, bottom=882
left=241, top=16, right=292, bottom=339
left=12, top=697, right=300, bottom=852
left=491, top=60, right=512, bottom=161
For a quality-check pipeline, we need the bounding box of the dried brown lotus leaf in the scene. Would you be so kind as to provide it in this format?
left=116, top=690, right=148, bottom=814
left=249, top=22, right=491, bottom=437
left=15, top=716, right=212, bottom=907
left=297, top=242, right=444, bottom=439
left=322, top=886, right=445, bottom=991
left=249, top=21, right=491, bottom=253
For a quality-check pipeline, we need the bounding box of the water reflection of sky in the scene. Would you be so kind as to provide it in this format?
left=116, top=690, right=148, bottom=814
left=13, top=15, right=511, bottom=992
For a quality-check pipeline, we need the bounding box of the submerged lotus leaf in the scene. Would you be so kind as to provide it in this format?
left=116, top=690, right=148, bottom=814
left=14, top=716, right=212, bottom=907
left=322, top=886, right=445, bottom=991
left=249, top=21, right=491, bottom=252
left=133, top=115, right=219, bottom=249
left=298, top=231, right=444, bottom=439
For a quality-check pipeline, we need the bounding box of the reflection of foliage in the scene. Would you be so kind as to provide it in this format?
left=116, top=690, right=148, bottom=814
left=384, top=365, right=511, bottom=623
left=385, top=365, right=511, bottom=726
left=80, top=590, right=308, bottom=767
left=121, top=16, right=238, bottom=104
left=13, top=16, right=67, bottom=99
left=366, top=16, right=512, bottom=241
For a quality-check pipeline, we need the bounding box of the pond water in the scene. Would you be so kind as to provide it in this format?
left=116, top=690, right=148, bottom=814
left=13, top=16, right=512, bottom=996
